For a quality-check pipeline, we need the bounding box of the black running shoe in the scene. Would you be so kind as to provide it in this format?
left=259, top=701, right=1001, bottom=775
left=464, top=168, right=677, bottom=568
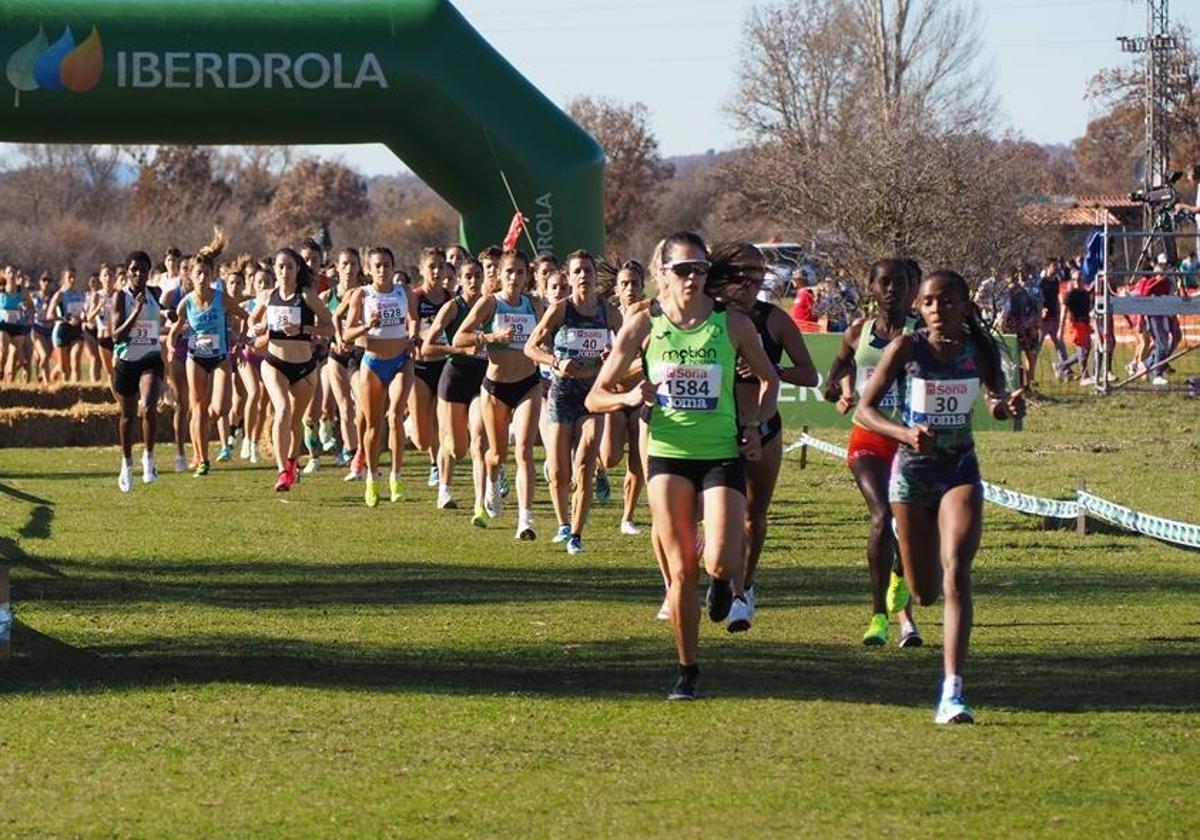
left=667, top=664, right=700, bottom=701
left=706, top=577, right=732, bottom=622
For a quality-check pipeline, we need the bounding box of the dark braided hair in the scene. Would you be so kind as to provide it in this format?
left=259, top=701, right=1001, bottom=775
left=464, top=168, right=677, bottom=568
left=705, top=241, right=765, bottom=305
left=925, top=269, right=1008, bottom=393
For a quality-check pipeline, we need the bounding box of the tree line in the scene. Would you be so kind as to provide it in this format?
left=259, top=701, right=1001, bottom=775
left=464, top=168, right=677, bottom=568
left=1, top=0, right=1197, bottom=282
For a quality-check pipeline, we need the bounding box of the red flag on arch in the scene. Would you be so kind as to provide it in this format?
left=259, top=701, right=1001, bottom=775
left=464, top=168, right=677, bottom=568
left=502, top=211, right=528, bottom=251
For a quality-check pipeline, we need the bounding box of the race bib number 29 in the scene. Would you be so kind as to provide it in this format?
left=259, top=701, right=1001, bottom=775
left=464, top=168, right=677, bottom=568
left=651, top=362, right=722, bottom=411
left=907, top=377, right=980, bottom=428
left=496, top=313, right=535, bottom=349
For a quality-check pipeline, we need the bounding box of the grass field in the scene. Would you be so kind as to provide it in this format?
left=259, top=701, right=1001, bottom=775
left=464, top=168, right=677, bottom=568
left=2, top=393, right=1199, bottom=837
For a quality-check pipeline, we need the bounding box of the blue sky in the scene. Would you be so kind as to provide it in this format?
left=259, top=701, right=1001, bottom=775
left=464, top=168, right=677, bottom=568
left=2, top=1, right=1194, bottom=175
left=299, top=0, right=1197, bottom=175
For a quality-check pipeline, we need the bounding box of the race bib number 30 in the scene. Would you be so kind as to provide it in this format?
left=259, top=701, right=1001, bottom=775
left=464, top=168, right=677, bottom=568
left=651, top=362, right=722, bottom=411
left=562, top=327, right=609, bottom=358
left=907, top=377, right=979, bottom=428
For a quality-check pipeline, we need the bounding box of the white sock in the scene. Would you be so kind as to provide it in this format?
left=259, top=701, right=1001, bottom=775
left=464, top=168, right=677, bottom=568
left=520, top=508, right=532, bottom=524
left=390, top=471, right=399, bottom=482
left=942, top=674, right=963, bottom=700
left=439, top=483, right=450, bottom=495
left=901, top=619, right=916, bottom=635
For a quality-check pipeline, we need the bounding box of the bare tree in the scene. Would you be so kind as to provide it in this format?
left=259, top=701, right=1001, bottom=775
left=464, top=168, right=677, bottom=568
left=261, top=157, right=369, bottom=245
left=729, top=0, right=1026, bottom=284
left=852, top=0, right=991, bottom=127
left=727, top=1, right=860, bottom=152
left=566, top=97, right=674, bottom=252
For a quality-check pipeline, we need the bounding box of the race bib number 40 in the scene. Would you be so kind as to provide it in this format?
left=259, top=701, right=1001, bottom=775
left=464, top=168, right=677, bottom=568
left=562, top=327, right=609, bottom=358
left=496, top=313, right=535, bottom=349
left=651, top=362, right=722, bottom=411
left=907, top=377, right=979, bottom=428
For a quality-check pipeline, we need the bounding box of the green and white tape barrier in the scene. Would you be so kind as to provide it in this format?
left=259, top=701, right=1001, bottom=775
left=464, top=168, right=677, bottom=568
left=786, top=434, right=1200, bottom=550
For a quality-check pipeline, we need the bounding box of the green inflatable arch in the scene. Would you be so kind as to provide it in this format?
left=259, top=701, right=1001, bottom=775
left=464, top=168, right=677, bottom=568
left=0, top=0, right=606, bottom=257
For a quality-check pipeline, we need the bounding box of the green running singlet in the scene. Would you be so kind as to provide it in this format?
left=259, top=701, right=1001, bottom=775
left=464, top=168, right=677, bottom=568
left=644, top=307, right=738, bottom=460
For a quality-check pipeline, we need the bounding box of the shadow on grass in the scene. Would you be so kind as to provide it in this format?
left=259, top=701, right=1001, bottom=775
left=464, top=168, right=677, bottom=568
left=15, top=548, right=1198, bottom=612
left=0, top=481, right=53, bottom=506
left=3, top=622, right=1197, bottom=712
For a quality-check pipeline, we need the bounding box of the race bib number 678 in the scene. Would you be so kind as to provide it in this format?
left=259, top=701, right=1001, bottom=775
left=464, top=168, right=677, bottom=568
left=651, top=362, right=722, bottom=411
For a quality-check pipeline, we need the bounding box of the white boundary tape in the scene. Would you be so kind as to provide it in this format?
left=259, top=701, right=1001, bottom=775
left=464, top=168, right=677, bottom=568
left=786, top=433, right=1200, bottom=550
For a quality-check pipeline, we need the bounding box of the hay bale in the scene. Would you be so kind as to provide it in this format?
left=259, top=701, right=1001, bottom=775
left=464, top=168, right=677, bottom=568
left=0, top=404, right=173, bottom=448
left=0, top=382, right=113, bottom=410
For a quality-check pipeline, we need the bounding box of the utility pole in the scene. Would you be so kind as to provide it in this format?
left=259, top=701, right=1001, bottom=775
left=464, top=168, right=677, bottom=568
left=1118, top=0, right=1178, bottom=230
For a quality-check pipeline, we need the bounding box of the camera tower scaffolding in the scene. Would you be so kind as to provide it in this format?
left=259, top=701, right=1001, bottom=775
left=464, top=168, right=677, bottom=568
left=1118, top=0, right=1178, bottom=241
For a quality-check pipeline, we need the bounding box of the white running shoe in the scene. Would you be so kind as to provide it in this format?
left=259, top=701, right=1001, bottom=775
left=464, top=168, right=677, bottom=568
left=240, top=436, right=252, bottom=460
left=173, top=453, right=188, bottom=473
left=343, top=466, right=365, bottom=482
left=427, top=465, right=440, bottom=488
left=552, top=524, right=571, bottom=544
left=516, top=511, right=535, bottom=541
left=319, top=418, right=336, bottom=452
left=118, top=462, right=133, bottom=493
left=141, top=452, right=158, bottom=484
left=486, top=483, right=503, bottom=519
left=656, top=596, right=670, bottom=621
left=619, top=520, right=642, bottom=536
left=302, top=458, right=319, bottom=475
left=726, top=596, right=752, bottom=633
left=1079, top=376, right=1095, bottom=387
left=249, top=444, right=260, bottom=464
left=1152, top=375, right=1169, bottom=386
left=935, top=694, right=975, bottom=724
left=437, top=486, right=456, bottom=510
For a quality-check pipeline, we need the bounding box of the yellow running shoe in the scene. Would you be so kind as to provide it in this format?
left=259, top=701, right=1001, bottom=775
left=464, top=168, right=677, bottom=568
left=471, top=505, right=489, bottom=528
left=862, top=613, right=888, bottom=646
left=886, top=570, right=911, bottom=614
left=365, top=479, right=379, bottom=508
left=389, top=475, right=403, bottom=503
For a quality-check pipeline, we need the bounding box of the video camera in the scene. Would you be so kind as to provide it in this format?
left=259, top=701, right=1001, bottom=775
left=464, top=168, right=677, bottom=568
left=1129, top=169, right=1183, bottom=209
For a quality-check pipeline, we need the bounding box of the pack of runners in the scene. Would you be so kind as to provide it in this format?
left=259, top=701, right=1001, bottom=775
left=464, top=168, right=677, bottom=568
left=3, top=231, right=1026, bottom=722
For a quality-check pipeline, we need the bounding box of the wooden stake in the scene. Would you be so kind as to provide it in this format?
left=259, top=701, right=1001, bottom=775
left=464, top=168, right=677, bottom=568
left=799, top=425, right=809, bottom=470
left=1076, top=479, right=1088, bottom=538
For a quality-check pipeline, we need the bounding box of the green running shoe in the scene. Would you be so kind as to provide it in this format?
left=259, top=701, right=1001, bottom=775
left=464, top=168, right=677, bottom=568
left=862, top=613, right=888, bottom=646
left=935, top=694, right=975, bottom=724
left=193, top=459, right=210, bottom=477
left=365, top=479, right=379, bottom=508
left=471, top=505, right=489, bottom=528
left=390, top=475, right=404, bottom=503
left=595, top=470, right=611, bottom=505
left=886, top=570, right=911, bottom=614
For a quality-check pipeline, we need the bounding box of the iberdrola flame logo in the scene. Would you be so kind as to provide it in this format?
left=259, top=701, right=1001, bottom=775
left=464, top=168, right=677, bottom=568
left=6, top=26, right=104, bottom=108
